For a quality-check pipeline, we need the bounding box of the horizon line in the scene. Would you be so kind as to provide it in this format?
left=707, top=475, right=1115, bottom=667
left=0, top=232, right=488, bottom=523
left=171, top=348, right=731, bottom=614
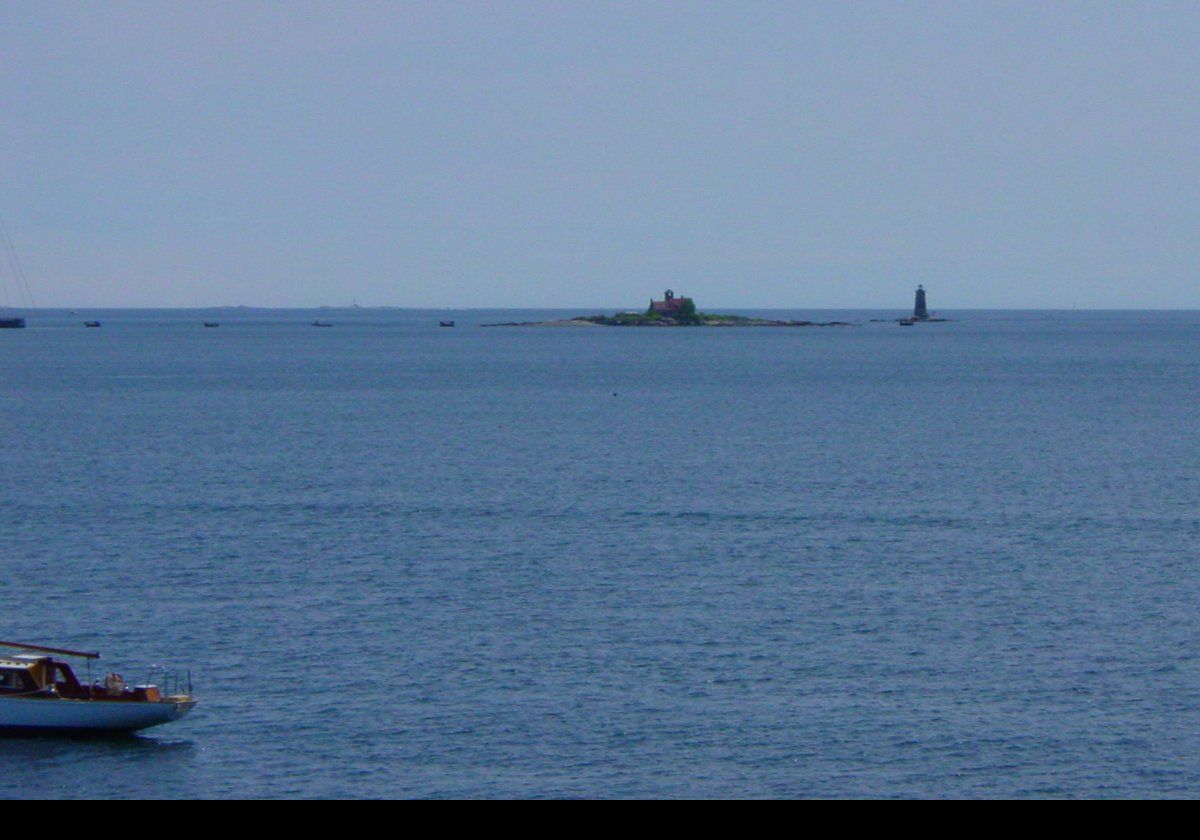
left=3, top=305, right=1200, bottom=313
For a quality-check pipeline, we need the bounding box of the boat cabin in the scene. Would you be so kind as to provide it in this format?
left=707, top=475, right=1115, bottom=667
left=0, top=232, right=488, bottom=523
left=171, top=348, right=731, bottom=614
left=0, top=660, right=38, bottom=693
left=0, top=654, right=161, bottom=702
left=0, top=655, right=89, bottom=698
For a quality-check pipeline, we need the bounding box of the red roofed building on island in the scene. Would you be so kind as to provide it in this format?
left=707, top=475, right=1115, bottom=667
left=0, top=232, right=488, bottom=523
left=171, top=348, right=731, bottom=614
left=648, top=289, right=694, bottom=317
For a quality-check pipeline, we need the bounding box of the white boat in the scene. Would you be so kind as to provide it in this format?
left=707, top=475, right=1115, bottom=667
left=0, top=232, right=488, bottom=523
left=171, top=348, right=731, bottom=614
left=0, top=641, right=196, bottom=734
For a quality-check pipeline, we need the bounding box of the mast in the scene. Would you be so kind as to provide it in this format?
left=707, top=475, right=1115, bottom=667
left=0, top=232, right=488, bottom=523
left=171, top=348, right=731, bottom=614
left=0, top=211, right=35, bottom=311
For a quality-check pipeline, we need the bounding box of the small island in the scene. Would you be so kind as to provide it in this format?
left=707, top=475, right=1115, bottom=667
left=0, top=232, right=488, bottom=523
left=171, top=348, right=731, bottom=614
left=483, top=290, right=854, bottom=328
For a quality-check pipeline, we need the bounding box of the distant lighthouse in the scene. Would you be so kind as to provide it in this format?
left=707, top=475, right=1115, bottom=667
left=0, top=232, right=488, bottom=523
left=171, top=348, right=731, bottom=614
left=913, top=285, right=929, bottom=321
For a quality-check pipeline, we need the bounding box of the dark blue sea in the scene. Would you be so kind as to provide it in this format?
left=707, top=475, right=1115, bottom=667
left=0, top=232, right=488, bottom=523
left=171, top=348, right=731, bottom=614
left=1, top=308, right=1198, bottom=798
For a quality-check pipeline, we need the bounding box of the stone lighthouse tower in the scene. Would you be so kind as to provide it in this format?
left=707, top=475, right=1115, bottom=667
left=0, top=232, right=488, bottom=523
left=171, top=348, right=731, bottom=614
left=913, top=285, right=929, bottom=320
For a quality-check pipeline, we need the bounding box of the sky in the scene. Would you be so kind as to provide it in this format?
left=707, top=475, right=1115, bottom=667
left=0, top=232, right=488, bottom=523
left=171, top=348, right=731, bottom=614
left=1, top=1, right=1197, bottom=309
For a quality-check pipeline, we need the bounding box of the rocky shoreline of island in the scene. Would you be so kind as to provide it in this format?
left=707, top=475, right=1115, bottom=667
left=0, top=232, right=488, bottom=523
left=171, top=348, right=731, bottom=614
left=482, top=313, right=855, bottom=327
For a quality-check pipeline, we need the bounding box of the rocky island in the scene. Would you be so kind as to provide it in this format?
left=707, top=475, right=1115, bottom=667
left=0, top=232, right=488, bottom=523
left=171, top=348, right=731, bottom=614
left=482, top=290, right=854, bottom=328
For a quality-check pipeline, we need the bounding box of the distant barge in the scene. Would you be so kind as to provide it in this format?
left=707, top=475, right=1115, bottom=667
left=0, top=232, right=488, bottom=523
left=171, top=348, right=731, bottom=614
left=0, top=317, right=25, bottom=329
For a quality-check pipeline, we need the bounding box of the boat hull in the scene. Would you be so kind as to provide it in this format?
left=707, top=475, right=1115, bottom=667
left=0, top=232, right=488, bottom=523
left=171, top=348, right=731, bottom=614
left=0, top=696, right=195, bottom=734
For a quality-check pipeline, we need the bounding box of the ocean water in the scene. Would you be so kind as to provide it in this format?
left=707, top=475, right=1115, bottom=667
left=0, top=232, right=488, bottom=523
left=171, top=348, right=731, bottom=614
left=1, top=308, right=1198, bottom=799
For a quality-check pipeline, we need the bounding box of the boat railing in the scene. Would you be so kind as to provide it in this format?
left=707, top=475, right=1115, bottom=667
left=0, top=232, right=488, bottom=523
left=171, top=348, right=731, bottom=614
left=139, top=665, right=194, bottom=700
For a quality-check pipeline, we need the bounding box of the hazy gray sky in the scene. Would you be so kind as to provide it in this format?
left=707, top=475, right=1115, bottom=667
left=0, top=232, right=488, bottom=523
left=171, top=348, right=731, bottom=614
left=2, top=2, right=1197, bottom=308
